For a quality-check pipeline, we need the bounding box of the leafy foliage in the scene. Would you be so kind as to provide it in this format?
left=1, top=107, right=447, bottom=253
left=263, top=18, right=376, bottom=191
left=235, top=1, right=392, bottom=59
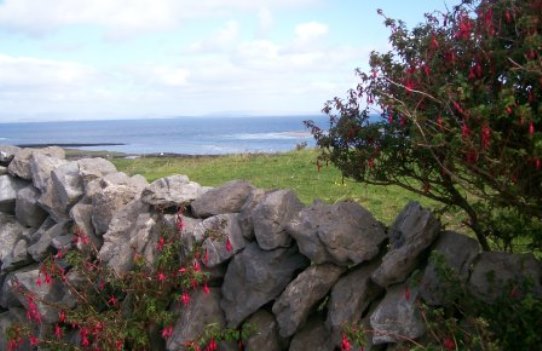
left=306, top=0, right=542, bottom=251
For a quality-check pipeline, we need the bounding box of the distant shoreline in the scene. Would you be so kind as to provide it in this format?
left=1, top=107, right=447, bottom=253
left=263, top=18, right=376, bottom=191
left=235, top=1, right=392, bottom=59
left=15, top=143, right=125, bottom=148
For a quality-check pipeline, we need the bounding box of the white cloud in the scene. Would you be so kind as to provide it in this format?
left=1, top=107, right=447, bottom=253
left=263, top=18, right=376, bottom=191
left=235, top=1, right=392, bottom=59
left=188, top=20, right=239, bottom=53
left=0, top=0, right=318, bottom=38
left=294, top=22, right=328, bottom=43
left=258, top=7, right=274, bottom=35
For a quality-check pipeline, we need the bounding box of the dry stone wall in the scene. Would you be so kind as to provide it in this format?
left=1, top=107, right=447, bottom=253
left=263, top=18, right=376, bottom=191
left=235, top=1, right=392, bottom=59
left=0, top=145, right=541, bottom=351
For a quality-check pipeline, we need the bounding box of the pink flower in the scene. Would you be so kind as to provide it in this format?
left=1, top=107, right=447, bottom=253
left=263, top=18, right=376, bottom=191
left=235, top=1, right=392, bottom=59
left=180, top=292, right=190, bottom=306
left=461, top=123, right=471, bottom=140
left=156, top=236, right=166, bottom=251
left=206, top=338, right=218, bottom=351
left=443, top=336, right=456, bottom=350
left=341, top=334, right=352, bottom=351
left=80, top=327, right=90, bottom=347
left=107, top=295, right=118, bottom=306
left=54, top=324, right=63, bottom=339
left=481, top=124, right=491, bottom=150
left=529, top=121, right=535, bottom=136
left=178, top=266, right=187, bottom=275
left=203, top=283, right=210, bottom=295
left=161, top=325, right=174, bottom=339
left=59, top=310, right=66, bottom=323
left=193, top=260, right=201, bottom=272
left=115, top=340, right=124, bottom=351
left=225, top=237, right=233, bottom=252
left=26, top=295, right=42, bottom=324
left=157, top=271, right=167, bottom=283
left=30, top=335, right=40, bottom=346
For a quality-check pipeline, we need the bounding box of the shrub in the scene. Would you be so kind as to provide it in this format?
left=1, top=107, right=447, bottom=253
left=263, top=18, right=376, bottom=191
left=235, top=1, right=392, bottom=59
left=306, top=0, right=542, bottom=251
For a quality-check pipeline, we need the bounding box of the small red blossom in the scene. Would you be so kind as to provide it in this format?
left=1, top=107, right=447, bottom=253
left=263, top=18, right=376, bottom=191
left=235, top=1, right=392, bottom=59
left=535, top=158, right=541, bottom=170
left=178, top=266, right=187, bottom=275
left=35, top=276, right=42, bottom=287
left=193, top=260, right=201, bottom=272
left=30, top=335, right=40, bottom=346
left=180, top=292, right=191, bottom=306
left=161, top=325, right=174, bottom=339
left=206, top=338, right=218, bottom=351
left=157, top=271, right=167, bottom=283
left=115, top=340, right=124, bottom=351
left=59, top=310, right=66, bottom=323
left=54, top=324, right=64, bottom=339
left=225, top=237, right=233, bottom=252
left=107, top=295, right=118, bottom=306
left=341, top=334, right=352, bottom=351
left=443, top=336, right=456, bottom=350
left=80, top=327, right=90, bottom=347
left=26, top=295, right=42, bottom=324
left=156, top=236, right=166, bottom=251
left=456, top=12, right=473, bottom=40
left=203, top=282, right=210, bottom=295
left=529, top=121, right=535, bottom=136
left=461, top=123, right=471, bottom=139
left=54, top=249, right=64, bottom=260
left=404, top=286, right=411, bottom=301
left=176, top=208, right=185, bottom=232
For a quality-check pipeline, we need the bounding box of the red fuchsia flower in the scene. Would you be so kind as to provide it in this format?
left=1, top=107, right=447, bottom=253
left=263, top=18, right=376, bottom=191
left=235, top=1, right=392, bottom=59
left=7, top=338, right=22, bottom=351
left=452, top=101, right=465, bottom=116
left=481, top=123, right=491, bottom=150
left=54, top=324, right=64, bottom=339
left=156, top=236, right=166, bottom=251
left=161, top=325, right=174, bottom=339
left=203, top=282, right=210, bottom=295
left=505, top=9, right=513, bottom=23
left=443, top=336, right=456, bottom=350
left=44, top=272, right=52, bottom=285
left=180, top=292, right=191, bottom=306
left=35, top=276, right=43, bottom=287
left=26, top=295, right=42, bottom=324
left=529, top=121, right=535, bottom=136
left=178, top=266, right=187, bottom=275
left=466, top=149, right=478, bottom=164
left=54, top=249, right=64, bottom=260
left=341, top=334, right=352, bottom=351
left=59, top=310, right=66, bottom=323
left=107, top=295, right=118, bottom=306
left=157, top=271, right=167, bottom=283
left=80, top=327, right=90, bottom=347
left=206, top=338, right=218, bottom=351
left=115, top=340, right=124, bottom=351
left=191, top=279, right=199, bottom=289
left=30, top=335, right=40, bottom=346
left=535, top=158, right=541, bottom=170
left=404, top=286, right=411, bottom=301
left=422, top=64, right=431, bottom=77
left=456, top=12, right=473, bottom=40
left=225, top=237, right=233, bottom=252
left=430, top=34, right=439, bottom=50
left=461, top=123, right=471, bottom=140
left=203, top=249, right=209, bottom=265
left=506, top=106, right=513, bottom=115
left=176, top=208, right=185, bottom=232
left=193, top=260, right=201, bottom=272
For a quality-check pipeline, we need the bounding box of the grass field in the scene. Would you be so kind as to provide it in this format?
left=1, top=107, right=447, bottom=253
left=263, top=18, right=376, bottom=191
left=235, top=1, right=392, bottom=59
left=111, top=149, right=467, bottom=229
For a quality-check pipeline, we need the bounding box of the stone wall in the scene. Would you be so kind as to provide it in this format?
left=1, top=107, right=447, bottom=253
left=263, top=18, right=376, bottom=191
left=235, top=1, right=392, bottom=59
left=0, top=145, right=541, bottom=350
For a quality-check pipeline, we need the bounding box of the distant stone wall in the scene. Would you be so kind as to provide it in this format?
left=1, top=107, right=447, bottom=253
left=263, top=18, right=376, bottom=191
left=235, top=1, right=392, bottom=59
left=0, top=145, right=541, bottom=350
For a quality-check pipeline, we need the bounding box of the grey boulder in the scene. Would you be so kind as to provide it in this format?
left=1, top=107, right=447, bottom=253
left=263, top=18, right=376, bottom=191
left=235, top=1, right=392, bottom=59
left=0, top=145, right=20, bottom=166
left=8, top=147, right=65, bottom=180
left=15, top=185, right=48, bottom=228
left=372, top=202, right=440, bottom=288
left=287, top=200, right=386, bottom=266
left=200, top=213, right=247, bottom=268
left=243, top=310, right=282, bottom=351
left=141, top=175, right=204, bottom=208
left=221, top=243, right=309, bottom=327
left=272, top=263, right=344, bottom=338
left=252, top=189, right=304, bottom=250
left=289, top=316, right=334, bottom=351
left=0, top=175, right=28, bottom=214
left=191, top=180, right=254, bottom=218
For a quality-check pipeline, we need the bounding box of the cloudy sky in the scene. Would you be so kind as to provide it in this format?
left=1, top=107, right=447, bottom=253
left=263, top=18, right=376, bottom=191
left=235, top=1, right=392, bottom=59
left=0, top=0, right=454, bottom=122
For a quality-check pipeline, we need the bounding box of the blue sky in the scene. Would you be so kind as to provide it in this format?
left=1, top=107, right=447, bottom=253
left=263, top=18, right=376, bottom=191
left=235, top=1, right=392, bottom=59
left=0, top=0, right=457, bottom=122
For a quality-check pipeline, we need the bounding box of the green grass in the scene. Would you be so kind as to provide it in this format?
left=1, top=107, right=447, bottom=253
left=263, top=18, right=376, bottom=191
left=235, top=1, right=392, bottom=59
left=112, top=149, right=465, bottom=227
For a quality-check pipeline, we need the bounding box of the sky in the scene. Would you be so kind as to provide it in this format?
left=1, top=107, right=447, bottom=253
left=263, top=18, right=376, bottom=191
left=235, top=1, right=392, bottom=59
left=0, top=0, right=457, bottom=122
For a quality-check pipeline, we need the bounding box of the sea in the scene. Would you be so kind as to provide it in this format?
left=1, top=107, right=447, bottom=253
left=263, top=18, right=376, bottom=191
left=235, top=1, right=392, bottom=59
left=0, top=115, right=329, bottom=155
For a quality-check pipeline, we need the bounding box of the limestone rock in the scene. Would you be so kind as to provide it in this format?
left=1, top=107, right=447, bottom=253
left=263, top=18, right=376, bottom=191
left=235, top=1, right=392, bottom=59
left=419, top=231, right=479, bottom=306
left=0, top=166, right=6, bottom=175
left=141, top=175, right=204, bottom=208
left=243, top=310, right=282, bottom=351
left=287, top=201, right=386, bottom=266
left=8, top=147, right=65, bottom=180
left=0, top=175, right=28, bottom=214
left=98, top=199, right=153, bottom=274
left=15, top=185, right=48, bottom=228
left=166, top=288, right=225, bottom=351
left=0, top=145, right=20, bottom=166
left=252, top=190, right=304, bottom=250
left=221, top=243, right=309, bottom=327
left=200, top=213, right=247, bottom=267
left=469, top=252, right=542, bottom=302
left=1, top=238, right=31, bottom=272
left=76, top=157, right=117, bottom=187
left=273, top=263, right=344, bottom=337
left=4, top=265, right=76, bottom=324
left=29, top=152, right=67, bottom=193
left=372, top=202, right=440, bottom=288
left=27, top=220, right=70, bottom=262
left=289, top=316, right=334, bottom=351
left=38, top=161, right=83, bottom=221
left=0, top=213, right=30, bottom=266
left=238, top=188, right=267, bottom=241
left=69, top=202, right=99, bottom=247
left=327, top=259, right=384, bottom=344
left=370, top=283, right=425, bottom=345
left=191, top=180, right=254, bottom=218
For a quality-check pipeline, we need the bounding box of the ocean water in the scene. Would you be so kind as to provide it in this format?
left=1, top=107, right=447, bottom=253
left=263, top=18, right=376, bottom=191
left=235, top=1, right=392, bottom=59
left=0, top=115, right=329, bottom=155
